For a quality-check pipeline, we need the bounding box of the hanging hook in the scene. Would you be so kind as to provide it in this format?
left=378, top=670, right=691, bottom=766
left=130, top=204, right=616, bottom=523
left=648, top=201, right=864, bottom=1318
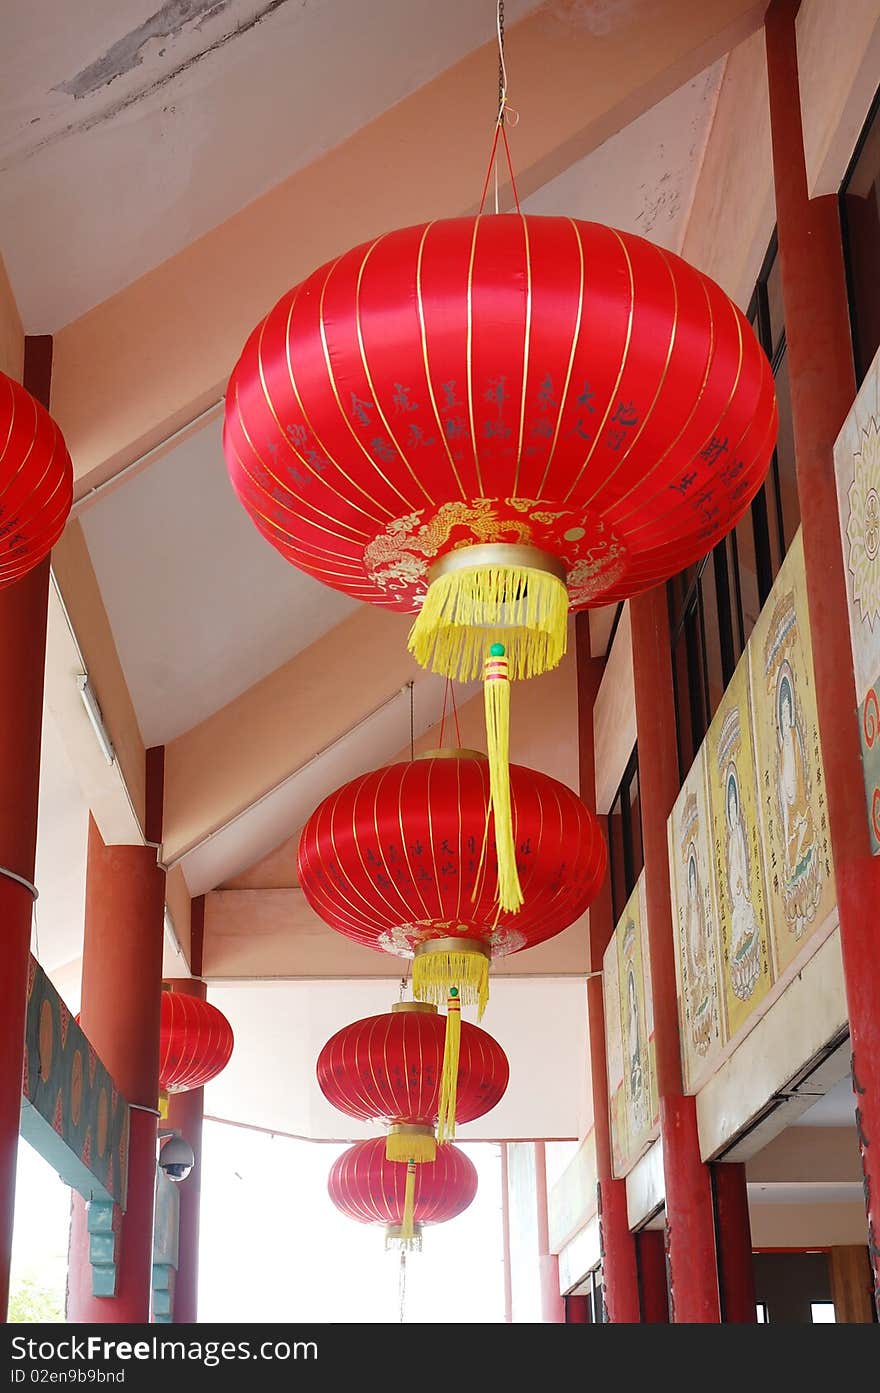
left=479, top=0, right=521, bottom=214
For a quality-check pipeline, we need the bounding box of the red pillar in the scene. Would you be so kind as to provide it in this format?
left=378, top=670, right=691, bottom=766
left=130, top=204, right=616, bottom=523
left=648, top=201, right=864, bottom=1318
left=630, top=587, right=721, bottom=1322
left=165, top=977, right=207, bottom=1324
left=712, top=1162, right=756, bottom=1322
left=534, top=1141, right=566, bottom=1323
left=0, top=556, right=50, bottom=1322
left=565, top=1294, right=591, bottom=1323
left=636, top=1230, right=669, bottom=1322
left=67, top=818, right=165, bottom=1322
left=765, top=0, right=880, bottom=1314
left=576, top=615, right=642, bottom=1322
left=0, top=338, right=54, bottom=1323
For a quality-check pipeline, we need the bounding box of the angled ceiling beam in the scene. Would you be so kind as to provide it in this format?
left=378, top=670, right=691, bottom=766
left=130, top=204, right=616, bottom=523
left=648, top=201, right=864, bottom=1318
left=50, top=0, right=767, bottom=497
left=161, top=603, right=419, bottom=867
left=163, top=611, right=578, bottom=886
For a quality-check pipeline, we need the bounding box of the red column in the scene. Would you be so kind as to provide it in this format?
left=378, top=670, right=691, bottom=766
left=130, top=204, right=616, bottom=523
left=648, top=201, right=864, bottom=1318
left=0, top=337, right=54, bottom=1323
left=635, top=1230, right=669, bottom=1322
left=765, top=0, right=880, bottom=1314
left=0, top=556, right=50, bottom=1322
left=576, top=615, right=641, bottom=1322
left=565, top=1294, right=591, bottom=1323
left=534, top=1141, right=565, bottom=1323
left=165, top=978, right=206, bottom=1324
left=630, top=587, right=721, bottom=1322
left=712, top=1163, right=756, bottom=1322
left=67, top=818, right=165, bottom=1322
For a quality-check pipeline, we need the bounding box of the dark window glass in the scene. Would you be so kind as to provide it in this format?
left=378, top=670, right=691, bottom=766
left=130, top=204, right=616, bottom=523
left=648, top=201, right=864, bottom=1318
left=841, top=89, right=880, bottom=385
left=591, top=1269, right=607, bottom=1324
left=667, top=236, right=801, bottom=780
left=765, top=246, right=786, bottom=359
left=607, top=746, right=643, bottom=923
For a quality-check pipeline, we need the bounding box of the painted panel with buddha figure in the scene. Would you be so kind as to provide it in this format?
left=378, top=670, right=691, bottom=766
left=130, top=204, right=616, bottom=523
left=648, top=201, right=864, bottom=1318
left=604, top=872, right=659, bottom=1177
left=833, top=345, right=880, bottom=852
left=602, top=930, right=627, bottom=1178
left=669, top=747, right=724, bottom=1093
left=705, top=655, right=774, bottom=1040
left=748, top=530, right=836, bottom=978
left=667, top=525, right=840, bottom=1091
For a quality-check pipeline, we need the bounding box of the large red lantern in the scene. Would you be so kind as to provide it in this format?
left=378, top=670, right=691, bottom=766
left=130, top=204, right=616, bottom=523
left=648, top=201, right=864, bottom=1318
left=328, top=1136, right=477, bottom=1249
left=317, top=1000, right=508, bottom=1152
left=299, top=749, right=604, bottom=1010
left=1, top=370, right=73, bottom=589
left=159, top=991, right=234, bottom=1097
left=225, top=214, right=776, bottom=907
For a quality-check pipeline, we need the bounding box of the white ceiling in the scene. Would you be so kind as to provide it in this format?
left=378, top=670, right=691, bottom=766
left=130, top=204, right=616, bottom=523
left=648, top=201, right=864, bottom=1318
left=0, top=0, right=539, bottom=330
left=747, top=1182, right=865, bottom=1205
left=204, top=975, right=591, bottom=1141
left=523, top=59, right=723, bottom=250
left=79, top=412, right=359, bottom=746
left=796, top=1075, right=859, bottom=1129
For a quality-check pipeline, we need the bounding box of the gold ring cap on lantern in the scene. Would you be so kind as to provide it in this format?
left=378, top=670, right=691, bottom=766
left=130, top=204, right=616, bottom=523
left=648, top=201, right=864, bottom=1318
left=414, top=747, right=486, bottom=762
left=413, top=936, right=492, bottom=1018
left=386, top=1121, right=437, bottom=1165
left=390, top=1001, right=438, bottom=1015
left=410, top=542, right=570, bottom=683
left=427, top=543, right=567, bottom=587
left=413, top=936, right=492, bottom=961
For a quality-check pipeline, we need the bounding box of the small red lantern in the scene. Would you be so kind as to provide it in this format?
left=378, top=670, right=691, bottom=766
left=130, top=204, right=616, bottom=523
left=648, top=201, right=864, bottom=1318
left=317, top=1001, right=509, bottom=1152
left=1, top=371, right=73, bottom=589
left=159, top=991, right=234, bottom=1096
left=299, top=750, right=605, bottom=1009
left=328, top=1135, right=477, bottom=1249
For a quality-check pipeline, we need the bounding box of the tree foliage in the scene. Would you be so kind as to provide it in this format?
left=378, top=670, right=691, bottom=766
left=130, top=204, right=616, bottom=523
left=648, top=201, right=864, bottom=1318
left=8, top=1274, right=64, bottom=1323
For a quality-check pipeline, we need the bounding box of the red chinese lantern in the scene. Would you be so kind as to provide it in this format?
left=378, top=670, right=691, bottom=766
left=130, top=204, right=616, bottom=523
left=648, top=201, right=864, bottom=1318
left=300, top=748, right=602, bottom=1125
left=1, top=370, right=73, bottom=589
left=225, top=214, right=777, bottom=907
left=159, top=991, right=234, bottom=1097
left=328, top=1135, right=477, bottom=1249
left=299, top=750, right=604, bottom=1003
left=317, top=1000, right=509, bottom=1152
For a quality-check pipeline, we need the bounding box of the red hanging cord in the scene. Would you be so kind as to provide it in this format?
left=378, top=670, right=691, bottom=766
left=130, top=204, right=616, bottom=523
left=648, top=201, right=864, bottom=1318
left=450, top=680, right=463, bottom=747
left=438, top=676, right=451, bottom=749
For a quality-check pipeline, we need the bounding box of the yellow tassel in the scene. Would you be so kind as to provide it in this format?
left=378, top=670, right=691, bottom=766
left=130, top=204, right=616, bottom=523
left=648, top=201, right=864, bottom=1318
left=386, top=1129, right=436, bottom=1164
left=400, top=1159, right=417, bottom=1243
left=437, top=991, right=462, bottom=1144
left=484, top=645, right=523, bottom=914
left=408, top=562, right=569, bottom=683
left=412, top=941, right=490, bottom=1018
left=385, top=1224, right=422, bottom=1253
left=158, top=1091, right=169, bottom=1120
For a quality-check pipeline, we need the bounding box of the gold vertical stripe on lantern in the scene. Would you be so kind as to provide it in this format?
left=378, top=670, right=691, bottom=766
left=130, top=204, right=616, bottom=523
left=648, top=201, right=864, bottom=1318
left=400, top=1159, right=417, bottom=1243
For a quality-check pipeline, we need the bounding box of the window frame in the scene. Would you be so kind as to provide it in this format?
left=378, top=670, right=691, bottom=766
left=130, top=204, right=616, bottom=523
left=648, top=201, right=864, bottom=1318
left=667, top=232, right=798, bottom=781
left=607, top=743, right=642, bottom=924
left=839, top=82, right=880, bottom=387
